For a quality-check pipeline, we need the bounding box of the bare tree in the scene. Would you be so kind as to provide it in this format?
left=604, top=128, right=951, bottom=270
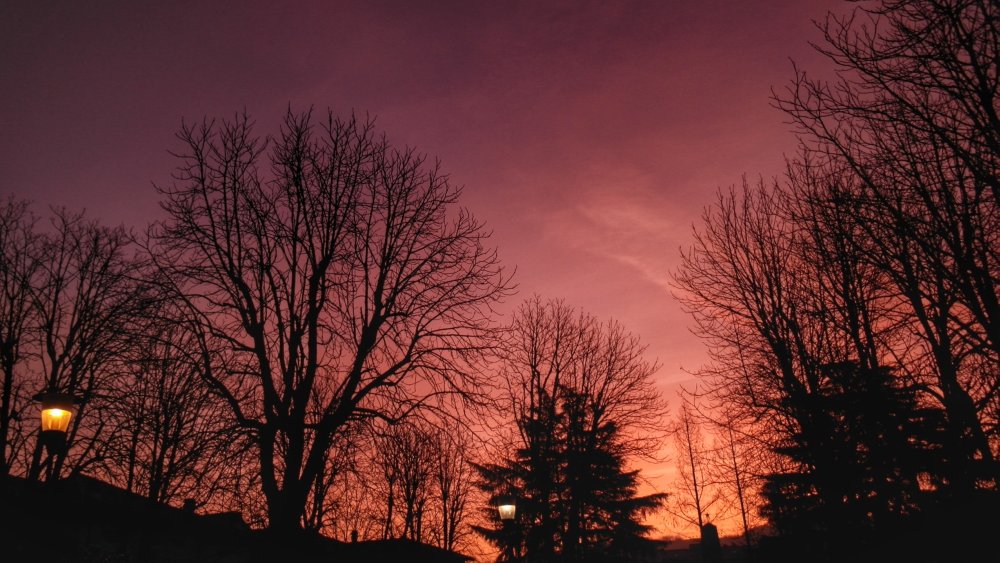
left=0, top=198, right=40, bottom=476
left=673, top=179, right=898, bottom=527
left=501, top=296, right=668, bottom=462
left=146, top=109, right=512, bottom=532
left=432, top=425, right=474, bottom=552
left=398, top=425, right=433, bottom=541
left=670, top=401, right=723, bottom=534
left=775, top=0, right=1000, bottom=486
left=673, top=164, right=988, bottom=545
left=372, top=421, right=433, bottom=540
left=301, top=421, right=357, bottom=533
left=322, top=443, right=379, bottom=542
left=477, top=296, right=668, bottom=560
left=26, top=208, right=150, bottom=481
left=720, top=421, right=750, bottom=548
left=96, top=307, right=244, bottom=508
left=794, top=0, right=1000, bottom=357
left=375, top=426, right=403, bottom=540
left=357, top=418, right=476, bottom=548
left=706, top=407, right=767, bottom=552
left=673, top=180, right=820, bottom=446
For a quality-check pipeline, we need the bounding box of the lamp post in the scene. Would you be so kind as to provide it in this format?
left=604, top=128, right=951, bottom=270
left=34, top=391, right=76, bottom=453
left=495, top=493, right=520, bottom=561
left=496, top=494, right=517, bottom=522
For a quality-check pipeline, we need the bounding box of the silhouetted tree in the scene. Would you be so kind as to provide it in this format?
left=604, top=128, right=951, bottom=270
left=674, top=180, right=828, bottom=469
left=373, top=421, right=434, bottom=541
left=476, top=384, right=665, bottom=563
left=321, top=439, right=375, bottom=542
left=432, top=424, right=475, bottom=552
left=560, top=385, right=665, bottom=562
left=26, top=208, right=151, bottom=482
left=146, top=108, right=511, bottom=532
left=670, top=401, right=723, bottom=538
left=760, top=362, right=940, bottom=549
left=475, top=298, right=667, bottom=562
left=329, top=418, right=475, bottom=549
left=302, top=421, right=356, bottom=533
left=0, top=198, right=40, bottom=476
left=672, top=180, right=946, bottom=553
left=708, top=410, right=761, bottom=553
left=100, top=309, right=244, bottom=508
left=775, top=0, right=1000, bottom=488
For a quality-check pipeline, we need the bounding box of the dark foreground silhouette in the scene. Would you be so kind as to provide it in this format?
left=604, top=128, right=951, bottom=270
left=0, top=475, right=472, bottom=563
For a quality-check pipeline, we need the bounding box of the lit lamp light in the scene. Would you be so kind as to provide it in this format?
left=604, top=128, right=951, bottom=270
left=496, top=494, right=517, bottom=522
left=35, top=391, right=75, bottom=451
left=41, top=404, right=71, bottom=432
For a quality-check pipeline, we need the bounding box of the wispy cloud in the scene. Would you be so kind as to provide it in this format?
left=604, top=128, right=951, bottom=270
left=541, top=179, right=679, bottom=292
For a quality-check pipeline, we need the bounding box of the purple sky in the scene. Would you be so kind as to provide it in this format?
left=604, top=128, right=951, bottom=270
left=2, top=0, right=844, bottom=414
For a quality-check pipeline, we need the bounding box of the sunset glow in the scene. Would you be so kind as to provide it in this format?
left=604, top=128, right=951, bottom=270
left=5, top=2, right=991, bottom=562
left=0, top=0, right=847, bottom=543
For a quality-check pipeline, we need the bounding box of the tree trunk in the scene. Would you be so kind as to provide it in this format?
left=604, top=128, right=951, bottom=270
left=0, top=362, right=13, bottom=476
left=727, top=425, right=752, bottom=552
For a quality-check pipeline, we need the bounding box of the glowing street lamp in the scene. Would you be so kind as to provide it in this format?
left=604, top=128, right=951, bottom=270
left=35, top=391, right=75, bottom=450
left=496, top=494, right=517, bottom=522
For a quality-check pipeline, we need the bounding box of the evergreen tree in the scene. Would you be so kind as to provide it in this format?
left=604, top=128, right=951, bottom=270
left=474, top=384, right=665, bottom=562
left=474, top=386, right=561, bottom=562
left=761, top=363, right=945, bottom=548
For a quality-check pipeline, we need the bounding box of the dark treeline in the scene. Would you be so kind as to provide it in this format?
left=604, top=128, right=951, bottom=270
left=0, top=109, right=517, bottom=556
left=674, top=0, right=999, bottom=560
left=0, top=108, right=670, bottom=561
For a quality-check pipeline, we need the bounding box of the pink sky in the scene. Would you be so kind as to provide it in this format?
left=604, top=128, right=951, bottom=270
left=2, top=0, right=847, bottom=536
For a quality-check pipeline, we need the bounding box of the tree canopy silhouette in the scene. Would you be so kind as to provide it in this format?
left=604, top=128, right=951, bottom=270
left=147, top=108, right=512, bottom=532
left=676, top=0, right=1000, bottom=558
left=474, top=298, right=667, bottom=562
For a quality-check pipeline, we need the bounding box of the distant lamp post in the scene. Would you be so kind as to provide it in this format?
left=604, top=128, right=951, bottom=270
left=496, top=494, right=517, bottom=522
left=35, top=391, right=75, bottom=451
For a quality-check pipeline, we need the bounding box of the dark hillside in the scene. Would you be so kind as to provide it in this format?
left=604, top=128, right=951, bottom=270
left=0, top=475, right=472, bottom=563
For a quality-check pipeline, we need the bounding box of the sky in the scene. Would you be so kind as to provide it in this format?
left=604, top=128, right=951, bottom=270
left=1, top=0, right=848, bottom=537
